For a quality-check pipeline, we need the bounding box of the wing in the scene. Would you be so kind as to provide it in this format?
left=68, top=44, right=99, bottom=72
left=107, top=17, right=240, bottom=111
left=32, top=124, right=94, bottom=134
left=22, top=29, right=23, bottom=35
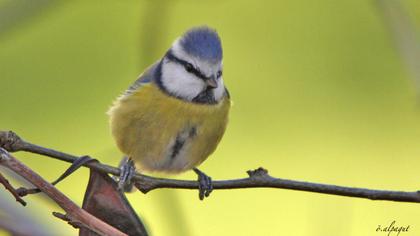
left=124, top=61, right=160, bottom=96
left=107, top=61, right=160, bottom=121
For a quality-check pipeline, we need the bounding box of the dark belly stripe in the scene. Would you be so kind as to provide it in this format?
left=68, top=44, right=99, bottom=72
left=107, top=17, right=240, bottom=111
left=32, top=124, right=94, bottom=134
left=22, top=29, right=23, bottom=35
left=169, top=126, right=197, bottom=161
left=170, top=137, right=185, bottom=159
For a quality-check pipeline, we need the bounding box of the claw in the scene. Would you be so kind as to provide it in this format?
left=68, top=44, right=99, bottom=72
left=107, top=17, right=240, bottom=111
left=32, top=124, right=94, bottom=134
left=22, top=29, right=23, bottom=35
left=193, top=168, right=213, bottom=200
left=118, top=157, right=136, bottom=192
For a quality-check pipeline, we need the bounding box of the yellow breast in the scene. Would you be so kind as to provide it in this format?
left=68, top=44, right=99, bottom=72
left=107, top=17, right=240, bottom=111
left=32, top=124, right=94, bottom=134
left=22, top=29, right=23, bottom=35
left=108, top=83, right=230, bottom=173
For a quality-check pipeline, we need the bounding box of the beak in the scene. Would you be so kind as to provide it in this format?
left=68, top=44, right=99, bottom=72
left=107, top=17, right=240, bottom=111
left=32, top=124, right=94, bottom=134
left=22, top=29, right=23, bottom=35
left=206, top=78, right=218, bottom=89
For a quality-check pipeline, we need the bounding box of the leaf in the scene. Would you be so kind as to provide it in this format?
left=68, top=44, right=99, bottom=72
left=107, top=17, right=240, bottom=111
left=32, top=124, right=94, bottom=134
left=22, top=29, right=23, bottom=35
left=79, top=169, right=148, bottom=236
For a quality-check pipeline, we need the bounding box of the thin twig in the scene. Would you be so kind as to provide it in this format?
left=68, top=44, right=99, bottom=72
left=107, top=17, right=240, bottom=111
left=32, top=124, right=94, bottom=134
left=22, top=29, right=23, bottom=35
left=0, top=172, right=26, bottom=206
left=0, top=147, right=127, bottom=236
left=1, top=130, right=420, bottom=203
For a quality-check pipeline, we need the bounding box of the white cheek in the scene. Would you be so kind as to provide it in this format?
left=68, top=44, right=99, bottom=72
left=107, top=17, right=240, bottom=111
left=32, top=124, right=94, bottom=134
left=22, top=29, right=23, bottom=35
left=214, top=77, right=225, bottom=101
left=161, top=61, right=205, bottom=100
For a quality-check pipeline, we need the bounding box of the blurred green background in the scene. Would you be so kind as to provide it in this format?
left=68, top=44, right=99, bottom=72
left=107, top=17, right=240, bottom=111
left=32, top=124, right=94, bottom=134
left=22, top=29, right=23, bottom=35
left=1, top=0, right=420, bottom=235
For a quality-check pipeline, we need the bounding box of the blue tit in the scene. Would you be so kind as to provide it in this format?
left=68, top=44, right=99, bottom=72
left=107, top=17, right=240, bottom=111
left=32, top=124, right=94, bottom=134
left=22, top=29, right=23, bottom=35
left=107, top=26, right=230, bottom=198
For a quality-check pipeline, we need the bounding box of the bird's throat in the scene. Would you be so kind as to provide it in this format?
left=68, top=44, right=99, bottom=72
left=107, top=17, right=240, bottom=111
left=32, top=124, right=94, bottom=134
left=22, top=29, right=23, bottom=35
left=192, top=88, right=216, bottom=104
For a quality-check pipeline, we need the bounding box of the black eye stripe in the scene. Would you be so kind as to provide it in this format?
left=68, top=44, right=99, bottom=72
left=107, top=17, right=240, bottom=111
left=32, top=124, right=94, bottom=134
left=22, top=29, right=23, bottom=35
left=166, top=51, right=210, bottom=80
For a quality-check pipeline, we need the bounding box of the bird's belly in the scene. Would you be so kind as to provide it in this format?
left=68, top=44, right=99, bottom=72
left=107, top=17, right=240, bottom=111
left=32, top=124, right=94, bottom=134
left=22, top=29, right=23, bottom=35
left=136, top=123, right=202, bottom=172
left=108, top=84, right=230, bottom=173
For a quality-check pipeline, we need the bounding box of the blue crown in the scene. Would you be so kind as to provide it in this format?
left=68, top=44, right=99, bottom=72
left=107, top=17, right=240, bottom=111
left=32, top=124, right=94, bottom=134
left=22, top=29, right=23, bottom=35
left=179, top=26, right=222, bottom=62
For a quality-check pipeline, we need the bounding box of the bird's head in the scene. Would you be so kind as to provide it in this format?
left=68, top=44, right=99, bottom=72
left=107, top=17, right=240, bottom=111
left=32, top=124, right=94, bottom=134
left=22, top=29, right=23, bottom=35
left=158, top=26, right=225, bottom=104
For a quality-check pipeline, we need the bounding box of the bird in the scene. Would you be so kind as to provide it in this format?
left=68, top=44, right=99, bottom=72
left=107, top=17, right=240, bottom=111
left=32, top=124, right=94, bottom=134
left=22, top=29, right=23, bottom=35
left=107, top=26, right=230, bottom=199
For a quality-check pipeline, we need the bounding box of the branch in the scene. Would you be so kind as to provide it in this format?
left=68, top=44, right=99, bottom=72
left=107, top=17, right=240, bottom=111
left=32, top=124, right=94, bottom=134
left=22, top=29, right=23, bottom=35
left=0, top=147, right=127, bottom=236
left=1, top=130, right=420, bottom=203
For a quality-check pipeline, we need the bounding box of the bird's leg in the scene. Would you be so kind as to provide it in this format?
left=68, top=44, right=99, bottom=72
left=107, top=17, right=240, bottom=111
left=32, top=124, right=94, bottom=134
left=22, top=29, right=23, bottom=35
left=193, top=168, right=213, bottom=200
left=117, top=157, right=136, bottom=192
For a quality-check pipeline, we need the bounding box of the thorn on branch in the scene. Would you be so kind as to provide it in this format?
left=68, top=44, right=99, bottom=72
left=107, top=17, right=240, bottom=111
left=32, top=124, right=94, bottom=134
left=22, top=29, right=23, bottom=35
left=53, top=212, right=86, bottom=229
left=16, top=187, right=41, bottom=197
left=53, top=212, right=102, bottom=235
left=247, top=167, right=269, bottom=178
left=0, top=131, right=24, bottom=152
left=134, top=180, right=154, bottom=194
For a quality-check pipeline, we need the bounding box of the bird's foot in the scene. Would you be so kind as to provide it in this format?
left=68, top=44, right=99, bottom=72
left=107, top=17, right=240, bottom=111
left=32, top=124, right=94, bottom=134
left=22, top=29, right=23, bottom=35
left=117, top=157, right=136, bottom=192
left=193, top=168, right=213, bottom=200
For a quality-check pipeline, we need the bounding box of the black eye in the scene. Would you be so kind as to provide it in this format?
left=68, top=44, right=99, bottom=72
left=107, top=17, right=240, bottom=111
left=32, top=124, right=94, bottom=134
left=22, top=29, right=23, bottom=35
left=184, top=63, right=194, bottom=72
left=217, top=70, right=222, bottom=78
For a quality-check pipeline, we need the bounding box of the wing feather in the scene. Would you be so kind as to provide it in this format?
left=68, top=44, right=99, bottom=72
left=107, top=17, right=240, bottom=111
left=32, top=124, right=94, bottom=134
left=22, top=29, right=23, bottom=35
left=124, top=61, right=160, bottom=95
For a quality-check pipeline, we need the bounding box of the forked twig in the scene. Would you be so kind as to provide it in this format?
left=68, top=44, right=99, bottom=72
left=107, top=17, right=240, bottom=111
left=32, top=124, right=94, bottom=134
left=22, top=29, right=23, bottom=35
left=0, top=147, right=127, bottom=236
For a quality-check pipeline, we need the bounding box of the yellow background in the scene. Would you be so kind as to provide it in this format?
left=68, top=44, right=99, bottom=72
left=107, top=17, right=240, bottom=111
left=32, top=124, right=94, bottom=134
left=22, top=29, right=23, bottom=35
left=1, top=0, right=420, bottom=235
